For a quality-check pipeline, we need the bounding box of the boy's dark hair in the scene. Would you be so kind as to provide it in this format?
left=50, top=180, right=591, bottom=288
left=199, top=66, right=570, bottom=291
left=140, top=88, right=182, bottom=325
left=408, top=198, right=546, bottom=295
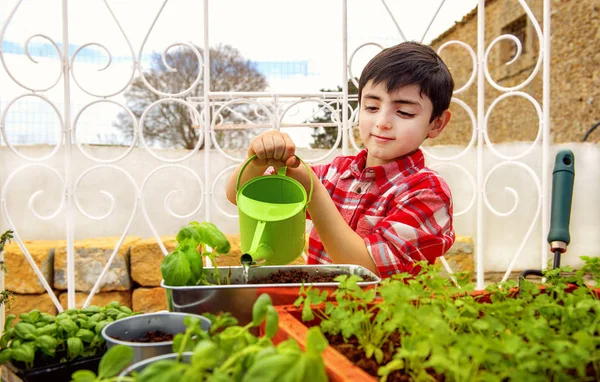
left=358, top=41, right=454, bottom=122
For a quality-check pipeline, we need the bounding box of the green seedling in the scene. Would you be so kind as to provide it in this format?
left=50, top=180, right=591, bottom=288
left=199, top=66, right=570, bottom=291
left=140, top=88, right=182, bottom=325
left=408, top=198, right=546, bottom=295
left=161, top=222, right=232, bottom=286
left=296, top=257, right=600, bottom=381
left=0, top=301, right=136, bottom=370
left=83, top=293, right=328, bottom=382
left=70, top=344, right=135, bottom=382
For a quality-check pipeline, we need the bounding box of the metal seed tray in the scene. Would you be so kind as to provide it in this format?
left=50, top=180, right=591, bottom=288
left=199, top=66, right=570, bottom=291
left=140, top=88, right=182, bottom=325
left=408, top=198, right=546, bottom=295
left=161, top=264, right=380, bottom=326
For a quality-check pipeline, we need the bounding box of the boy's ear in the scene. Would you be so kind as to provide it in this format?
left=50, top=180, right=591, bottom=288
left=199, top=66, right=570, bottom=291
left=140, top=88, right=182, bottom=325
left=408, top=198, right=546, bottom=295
left=428, top=110, right=452, bottom=139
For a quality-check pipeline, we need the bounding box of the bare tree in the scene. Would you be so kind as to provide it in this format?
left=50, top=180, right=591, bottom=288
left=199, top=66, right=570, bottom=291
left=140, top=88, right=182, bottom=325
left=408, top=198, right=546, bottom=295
left=114, top=44, right=268, bottom=149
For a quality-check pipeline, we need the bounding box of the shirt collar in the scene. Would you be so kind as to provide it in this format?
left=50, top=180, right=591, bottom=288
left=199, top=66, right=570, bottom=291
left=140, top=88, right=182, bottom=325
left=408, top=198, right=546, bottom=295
left=340, top=149, right=425, bottom=188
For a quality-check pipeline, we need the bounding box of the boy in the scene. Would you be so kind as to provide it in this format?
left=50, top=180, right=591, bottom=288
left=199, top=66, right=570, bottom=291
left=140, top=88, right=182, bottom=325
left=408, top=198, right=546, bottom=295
left=226, top=41, right=455, bottom=278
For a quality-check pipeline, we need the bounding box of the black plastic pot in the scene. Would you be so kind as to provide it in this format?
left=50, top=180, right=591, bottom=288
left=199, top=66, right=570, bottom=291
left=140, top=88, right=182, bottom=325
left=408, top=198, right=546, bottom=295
left=1, top=354, right=102, bottom=382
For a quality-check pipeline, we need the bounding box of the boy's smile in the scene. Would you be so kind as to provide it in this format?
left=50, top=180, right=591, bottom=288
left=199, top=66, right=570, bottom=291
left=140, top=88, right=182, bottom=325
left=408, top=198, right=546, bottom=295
left=358, top=81, right=451, bottom=168
left=371, top=134, right=394, bottom=143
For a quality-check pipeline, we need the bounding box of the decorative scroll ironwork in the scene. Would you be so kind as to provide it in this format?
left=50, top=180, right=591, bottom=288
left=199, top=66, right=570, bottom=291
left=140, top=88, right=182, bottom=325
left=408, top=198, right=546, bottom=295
left=0, top=0, right=551, bottom=334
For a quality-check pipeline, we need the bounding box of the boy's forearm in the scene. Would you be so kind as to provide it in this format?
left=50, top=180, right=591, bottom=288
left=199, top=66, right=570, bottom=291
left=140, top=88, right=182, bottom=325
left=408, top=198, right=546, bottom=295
left=306, top=183, right=378, bottom=275
left=225, top=161, right=268, bottom=205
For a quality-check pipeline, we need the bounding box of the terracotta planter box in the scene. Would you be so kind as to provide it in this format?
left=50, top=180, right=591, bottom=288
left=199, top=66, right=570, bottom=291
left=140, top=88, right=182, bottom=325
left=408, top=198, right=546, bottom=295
left=268, top=291, right=501, bottom=381
left=269, top=284, right=600, bottom=381
left=271, top=304, right=376, bottom=382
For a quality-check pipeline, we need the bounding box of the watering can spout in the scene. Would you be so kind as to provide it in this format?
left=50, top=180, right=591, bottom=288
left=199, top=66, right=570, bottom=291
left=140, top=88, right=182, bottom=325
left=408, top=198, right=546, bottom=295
left=241, top=253, right=253, bottom=266
left=240, top=243, right=274, bottom=266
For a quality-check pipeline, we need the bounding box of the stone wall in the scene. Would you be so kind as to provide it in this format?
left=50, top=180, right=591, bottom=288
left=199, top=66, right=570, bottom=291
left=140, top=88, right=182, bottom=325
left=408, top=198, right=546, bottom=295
left=2, top=234, right=307, bottom=318
left=428, top=0, right=600, bottom=145
left=3, top=234, right=474, bottom=317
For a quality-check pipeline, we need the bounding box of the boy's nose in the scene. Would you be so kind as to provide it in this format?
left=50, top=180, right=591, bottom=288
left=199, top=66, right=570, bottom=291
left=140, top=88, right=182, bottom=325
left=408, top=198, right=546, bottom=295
left=376, top=113, right=392, bottom=130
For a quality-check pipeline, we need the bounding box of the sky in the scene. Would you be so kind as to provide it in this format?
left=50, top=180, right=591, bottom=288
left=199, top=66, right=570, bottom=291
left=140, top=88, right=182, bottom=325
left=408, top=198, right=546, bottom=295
left=1, top=0, right=478, bottom=92
left=0, top=0, right=478, bottom=146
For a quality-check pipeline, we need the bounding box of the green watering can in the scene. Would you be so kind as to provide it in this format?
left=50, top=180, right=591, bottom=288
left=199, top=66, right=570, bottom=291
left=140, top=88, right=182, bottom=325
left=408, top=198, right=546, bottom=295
left=236, top=155, right=313, bottom=265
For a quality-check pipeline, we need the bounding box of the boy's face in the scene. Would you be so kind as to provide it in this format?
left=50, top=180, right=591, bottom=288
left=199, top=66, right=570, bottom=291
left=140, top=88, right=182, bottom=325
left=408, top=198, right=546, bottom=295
left=358, top=81, right=451, bottom=168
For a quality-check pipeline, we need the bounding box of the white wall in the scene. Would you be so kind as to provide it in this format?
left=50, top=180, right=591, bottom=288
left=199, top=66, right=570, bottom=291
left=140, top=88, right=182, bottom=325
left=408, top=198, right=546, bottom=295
left=1, top=142, right=598, bottom=272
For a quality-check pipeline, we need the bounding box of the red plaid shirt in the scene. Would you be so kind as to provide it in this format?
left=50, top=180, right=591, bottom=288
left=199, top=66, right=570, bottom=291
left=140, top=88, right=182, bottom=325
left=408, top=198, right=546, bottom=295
left=307, top=149, right=455, bottom=278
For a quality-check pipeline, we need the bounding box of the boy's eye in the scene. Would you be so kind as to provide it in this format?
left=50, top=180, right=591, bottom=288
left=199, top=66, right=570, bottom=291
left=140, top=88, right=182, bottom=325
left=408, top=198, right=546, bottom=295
left=364, top=106, right=378, bottom=111
left=398, top=110, right=415, bottom=117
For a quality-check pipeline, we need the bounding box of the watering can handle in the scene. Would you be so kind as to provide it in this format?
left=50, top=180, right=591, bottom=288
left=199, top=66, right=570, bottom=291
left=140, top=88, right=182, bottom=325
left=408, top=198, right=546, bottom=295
left=235, top=154, right=314, bottom=204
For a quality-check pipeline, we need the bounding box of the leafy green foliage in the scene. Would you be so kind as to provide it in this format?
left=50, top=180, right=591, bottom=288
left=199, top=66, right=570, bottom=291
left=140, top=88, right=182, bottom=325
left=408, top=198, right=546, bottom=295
left=78, top=294, right=328, bottom=382
left=0, top=301, right=136, bottom=370
left=296, top=257, right=600, bottom=381
left=98, top=345, right=134, bottom=379
left=0, top=289, right=14, bottom=309
left=70, top=345, right=135, bottom=382
left=242, top=328, right=327, bottom=382
left=161, top=221, right=232, bottom=286
left=0, top=230, right=15, bottom=307
left=576, top=256, right=600, bottom=284
left=295, top=274, right=386, bottom=362
left=0, top=229, right=14, bottom=251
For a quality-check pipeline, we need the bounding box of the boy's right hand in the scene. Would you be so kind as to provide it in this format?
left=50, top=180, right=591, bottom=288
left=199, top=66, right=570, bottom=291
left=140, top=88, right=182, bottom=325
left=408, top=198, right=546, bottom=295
left=248, top=130, right=300, bottom=168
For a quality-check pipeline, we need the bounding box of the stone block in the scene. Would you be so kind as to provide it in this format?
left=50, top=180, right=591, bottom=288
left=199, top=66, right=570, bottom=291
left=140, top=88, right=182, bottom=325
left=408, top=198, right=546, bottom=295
left=436, top=235, right=474, bottom=281
left=130, top=236, right=177, bottom=287
left=132, top=287, right=168, bottom=313
left=54, top=236, right=141, bottom=292
left=6, top=292, right=59, bottom=320
left=58, top=290, right=132, bottom=310
left=3, top=240, right=64, bottom=293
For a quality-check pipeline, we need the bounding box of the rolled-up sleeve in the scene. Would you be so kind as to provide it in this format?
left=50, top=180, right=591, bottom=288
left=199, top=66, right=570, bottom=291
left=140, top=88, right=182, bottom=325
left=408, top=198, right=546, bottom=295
left=363, top=188, right=455, bottom=278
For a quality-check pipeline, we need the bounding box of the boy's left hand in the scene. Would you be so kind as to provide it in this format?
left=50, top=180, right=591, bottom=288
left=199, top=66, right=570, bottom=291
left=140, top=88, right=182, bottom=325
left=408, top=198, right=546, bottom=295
left=247, top=130, right=314, bottom=197
left=248, top=130, right=300, bottom=168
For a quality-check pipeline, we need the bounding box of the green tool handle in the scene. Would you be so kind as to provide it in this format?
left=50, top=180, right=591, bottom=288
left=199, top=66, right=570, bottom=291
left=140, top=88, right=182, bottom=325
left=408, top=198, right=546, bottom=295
left=235, top=154, right=314, bottom=204
left=547, top=150, right=575, bottom=246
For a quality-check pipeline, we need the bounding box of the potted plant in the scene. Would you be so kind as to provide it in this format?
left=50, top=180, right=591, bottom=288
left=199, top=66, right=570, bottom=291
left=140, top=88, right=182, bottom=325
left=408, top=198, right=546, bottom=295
left=160, top=221, right=380, bottom=326
left=100, top=311, right=211, bottom=365
left=69, top=294, right=329, bottom=382
left=0, top=301, right=136, bottom=382
left=273, top=258, right=600, bottom=381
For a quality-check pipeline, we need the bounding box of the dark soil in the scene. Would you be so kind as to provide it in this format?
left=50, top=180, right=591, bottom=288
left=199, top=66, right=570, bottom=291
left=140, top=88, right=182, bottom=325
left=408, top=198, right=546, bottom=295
left=326, top=333, right=445, bottom=382
left=116, top=330, right=174, bottom=343
left=250, top=269, right=374, bottom=284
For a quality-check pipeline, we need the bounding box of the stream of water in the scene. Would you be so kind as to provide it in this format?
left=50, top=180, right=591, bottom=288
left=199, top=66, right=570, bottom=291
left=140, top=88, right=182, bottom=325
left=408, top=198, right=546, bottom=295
left=241, top=263, right=249, bottom=284
left=241, top=254, right=252, bottom=284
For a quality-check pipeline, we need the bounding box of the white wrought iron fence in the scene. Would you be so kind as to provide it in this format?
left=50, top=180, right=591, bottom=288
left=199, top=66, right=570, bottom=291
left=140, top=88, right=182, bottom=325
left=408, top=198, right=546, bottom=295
left=0, top=0, right=552, bottom=334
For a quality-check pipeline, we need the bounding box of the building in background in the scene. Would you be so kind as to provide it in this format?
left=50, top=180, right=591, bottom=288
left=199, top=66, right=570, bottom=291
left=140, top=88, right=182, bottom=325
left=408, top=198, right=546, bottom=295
left=430, top=0, right=599, bottom=145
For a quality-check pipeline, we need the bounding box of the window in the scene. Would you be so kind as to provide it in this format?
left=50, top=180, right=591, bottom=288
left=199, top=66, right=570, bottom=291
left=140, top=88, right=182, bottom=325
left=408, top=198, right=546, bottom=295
left=501, top=15, right=527, bottom=62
